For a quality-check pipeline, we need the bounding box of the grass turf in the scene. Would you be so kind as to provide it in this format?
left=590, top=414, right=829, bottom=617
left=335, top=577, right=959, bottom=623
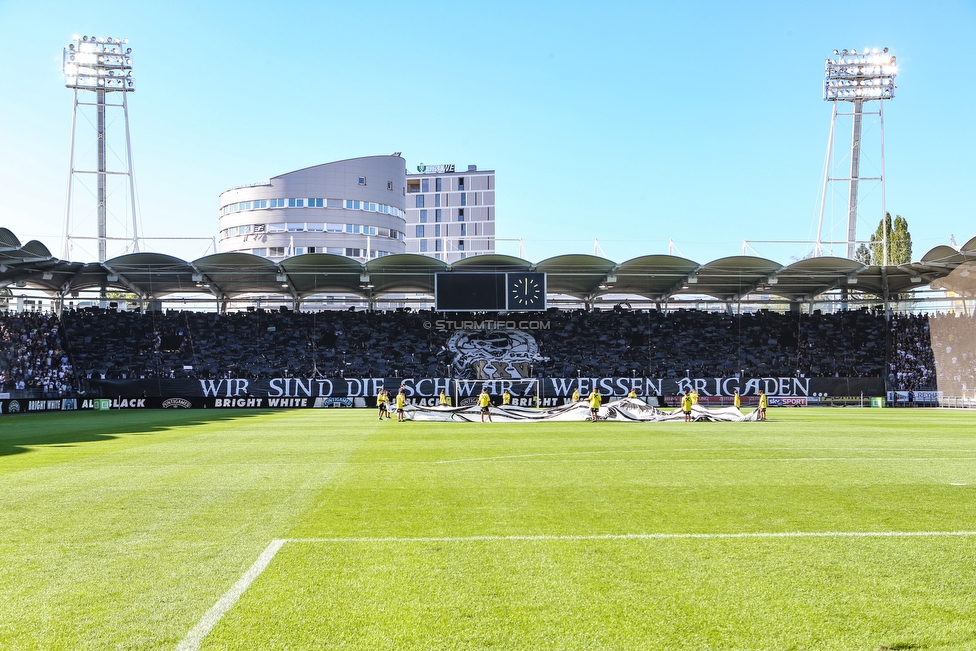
left=1, top=407, right=975, bottom=650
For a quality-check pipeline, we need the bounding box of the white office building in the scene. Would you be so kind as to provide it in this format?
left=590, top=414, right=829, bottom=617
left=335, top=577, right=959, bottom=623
left=404, top=164, right=494, bottom=263
left=218, top=155, right=407, bottom=261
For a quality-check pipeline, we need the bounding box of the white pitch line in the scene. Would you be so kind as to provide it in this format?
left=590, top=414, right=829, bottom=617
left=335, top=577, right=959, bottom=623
left=435, top=456, right=976, bottom=465
left=176, top=530, right=976, bottom=649
left=285, top=531, right=976, bottom=544
left=175, top=539, right=287, bottom=651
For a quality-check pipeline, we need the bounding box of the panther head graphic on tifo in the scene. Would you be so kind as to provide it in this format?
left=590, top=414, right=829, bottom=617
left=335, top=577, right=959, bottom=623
left=447, top=330, right=543, bottom=380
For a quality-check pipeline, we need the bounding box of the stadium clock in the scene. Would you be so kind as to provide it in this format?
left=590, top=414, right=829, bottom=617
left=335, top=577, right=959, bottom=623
left=508, top=273, right=546, bottom=310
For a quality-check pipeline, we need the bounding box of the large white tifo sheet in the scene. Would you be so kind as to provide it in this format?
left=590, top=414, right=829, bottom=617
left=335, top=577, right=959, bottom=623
left=404, top=398, right=760, bottom=423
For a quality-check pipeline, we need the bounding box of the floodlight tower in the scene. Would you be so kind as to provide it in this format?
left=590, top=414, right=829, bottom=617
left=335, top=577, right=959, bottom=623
left=816, top=48, right=897, bottom=262
left=62, top=35, right=138, bottom=262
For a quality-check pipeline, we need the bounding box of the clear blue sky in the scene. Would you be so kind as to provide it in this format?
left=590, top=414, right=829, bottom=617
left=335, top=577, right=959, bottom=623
left=1, top=0, right=973, bottom=265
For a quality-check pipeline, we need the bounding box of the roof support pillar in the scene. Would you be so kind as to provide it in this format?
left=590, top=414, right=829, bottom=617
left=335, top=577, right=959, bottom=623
left=881, top=266, right=890, bottom=322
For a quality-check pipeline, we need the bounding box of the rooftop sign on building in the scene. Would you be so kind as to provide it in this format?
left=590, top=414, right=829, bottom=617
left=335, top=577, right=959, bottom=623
left=416, top=164, right=455, bottom=174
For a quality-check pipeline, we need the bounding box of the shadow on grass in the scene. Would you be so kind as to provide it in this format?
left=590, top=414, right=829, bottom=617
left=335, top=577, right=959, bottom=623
left=0, top=409, right=278, bottom=458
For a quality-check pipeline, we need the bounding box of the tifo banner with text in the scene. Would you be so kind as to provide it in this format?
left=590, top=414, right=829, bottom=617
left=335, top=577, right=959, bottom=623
left=84, top=376, right=885, bottom=404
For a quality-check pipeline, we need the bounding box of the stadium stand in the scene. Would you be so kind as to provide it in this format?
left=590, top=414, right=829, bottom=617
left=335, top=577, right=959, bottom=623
left=928, top=312, right=976, bottom=395
left=60, top=307, right=449, bottom=381
left=531, top=307, right=889, bottom=380
left=4, top=307, right=975, bottom=397
left=0, top=312, right=75, bottom=395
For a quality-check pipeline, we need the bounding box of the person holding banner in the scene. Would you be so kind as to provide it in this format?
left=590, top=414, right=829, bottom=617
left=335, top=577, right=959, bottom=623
left=478, top=387, right=493, bottom=422
left=681, top=391, right=693, bottom=422
left=439, top=389, right=452, bottom=407
left=588, top=389, right=602, bottom=422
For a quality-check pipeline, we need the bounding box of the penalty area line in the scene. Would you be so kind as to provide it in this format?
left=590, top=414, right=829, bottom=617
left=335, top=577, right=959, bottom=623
left=176, top=530, right=976, bottom=649
left=175, top=539, right=286, bottom=651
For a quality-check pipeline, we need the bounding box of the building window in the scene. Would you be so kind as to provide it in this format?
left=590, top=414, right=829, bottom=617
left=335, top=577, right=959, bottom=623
left=307, top=198, right=323, bottom=207
left=345, top=224, right=361, bottom=234
left=435, top=194, right=441, bottom=207
left=419, top=209, right=427, bottom=223
left=458, top=177, right=465, bottom=191
left=268, top=247, right=285, bottom=257
left=460, top=223, right=467, bottom=236
left=387, top=181, right=393, bottom=191
left=422, top=179, right=429, bottom=193
left=268, top=223, right=287, bottom=232
left=434, top=224, right=441, bottom=237
left=287, top=223, right=304, bottom=232
left=345, top=248, right=361, bottom=257
left=435, top=178, right=442, bottom=192
left=460, top=252, right=466, bottom=259
left=294, top=247, right=306, bottom=255
left=306, top=223, right=324, bottom=232
left=460, top=193, right=467, bottom=206
left=435, top=209, right=442, bottom=222
left=358, top=177, right=366, bottom=186
left=252, top=248, right=268, bottom=256
left=407, top=180, right=420, bottom=193
left=416, top=195, right=424, bottom=208
left=435, top=240, right=442, bottom=252
left=458, top=240, right=465, bottom=251
left=308, top=247, right=316, bottom=253
left=416, top=225, right=425, bottom=238
left=326, top=223, right=343, bottom=233
left=457, top=208, right=464, bottom=221
left=270, top=198, right=285, bottom=208
left=326, top=247, right=343, bottom=255
left=419, top=240, right=428, bottom=252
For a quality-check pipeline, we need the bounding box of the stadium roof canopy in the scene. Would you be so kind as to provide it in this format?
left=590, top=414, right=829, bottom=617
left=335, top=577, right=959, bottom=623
left=2, top=226, right=975, bottom=305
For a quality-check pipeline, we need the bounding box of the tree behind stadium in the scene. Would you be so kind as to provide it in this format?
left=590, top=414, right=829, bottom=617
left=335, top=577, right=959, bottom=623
left=869, top=213, right=912, bottom=265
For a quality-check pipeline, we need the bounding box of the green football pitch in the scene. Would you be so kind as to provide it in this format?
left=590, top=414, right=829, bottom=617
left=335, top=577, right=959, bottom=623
left=2, top=407, right=976, bottom=650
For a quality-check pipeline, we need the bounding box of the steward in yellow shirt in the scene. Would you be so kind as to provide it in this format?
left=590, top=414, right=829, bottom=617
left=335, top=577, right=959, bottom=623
left=588, top=390, right=602, bottom=422
left=478, top=388, right=493, bottom=422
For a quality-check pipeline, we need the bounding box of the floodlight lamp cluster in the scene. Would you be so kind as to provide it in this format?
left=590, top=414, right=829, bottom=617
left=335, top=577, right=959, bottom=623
left=63, top=35, right=134, bottom=91
left=824, top=47, right=896, bottom=101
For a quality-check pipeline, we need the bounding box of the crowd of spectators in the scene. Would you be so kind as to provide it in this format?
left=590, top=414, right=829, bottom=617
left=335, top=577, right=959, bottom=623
left=888, top=313, right=937, bottom=391
left=927, top=312, right=976, bottom=395
left=532, top=307, right=888, bottom=379
left=4, top=305, right=975, bottom=395
left=59, top=307, right=448, bottom=381
left=0, top=312, right=75, bottom=395
left=59, top=306, right=891, bottom=382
